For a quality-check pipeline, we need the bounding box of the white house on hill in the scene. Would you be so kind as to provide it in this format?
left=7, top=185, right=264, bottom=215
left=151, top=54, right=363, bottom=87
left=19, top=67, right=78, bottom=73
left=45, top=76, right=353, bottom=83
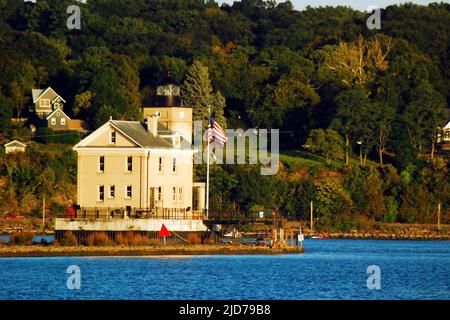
left=443, top=120, right=450, bottom=142
left=31, top=87, right=66, bottom=118
left=4, top=140, right=27, bottom=154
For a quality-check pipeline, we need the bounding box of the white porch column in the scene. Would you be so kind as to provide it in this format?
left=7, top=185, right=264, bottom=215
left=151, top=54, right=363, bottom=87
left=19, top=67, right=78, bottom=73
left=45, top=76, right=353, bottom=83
left=193, top=182, right=205, bottom=211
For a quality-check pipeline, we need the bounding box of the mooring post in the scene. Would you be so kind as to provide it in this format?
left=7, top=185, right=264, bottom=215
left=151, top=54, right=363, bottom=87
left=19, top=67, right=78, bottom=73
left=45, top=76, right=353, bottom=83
left=290, top=229, right=294, bottom=247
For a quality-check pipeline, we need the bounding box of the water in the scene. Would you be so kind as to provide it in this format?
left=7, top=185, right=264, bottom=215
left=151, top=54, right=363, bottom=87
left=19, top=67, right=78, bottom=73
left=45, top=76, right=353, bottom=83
left=0, top=239, right=448, bottom=300
left=0, top=234, right=54, bottom=244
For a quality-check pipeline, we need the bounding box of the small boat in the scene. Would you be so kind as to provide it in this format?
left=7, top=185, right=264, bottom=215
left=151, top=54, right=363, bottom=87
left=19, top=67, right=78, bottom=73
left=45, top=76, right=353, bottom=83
left=310, top=234, right=329, bottom=239
left=223, top=230, right=240, bottom=238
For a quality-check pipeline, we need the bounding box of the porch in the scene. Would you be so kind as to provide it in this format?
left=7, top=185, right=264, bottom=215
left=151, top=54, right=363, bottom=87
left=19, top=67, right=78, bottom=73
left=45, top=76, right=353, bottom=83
left=69, top=207, right=205, bottom=220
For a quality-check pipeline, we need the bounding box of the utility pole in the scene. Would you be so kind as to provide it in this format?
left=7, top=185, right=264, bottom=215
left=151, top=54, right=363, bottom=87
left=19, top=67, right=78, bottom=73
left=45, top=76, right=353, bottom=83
left=42, top=196, right=45, bottom=233
left=205, top=105, right=211, bottom=219
left=437, top=202, right=441, bottom=231
left=310, top=201, right=314, bottom=233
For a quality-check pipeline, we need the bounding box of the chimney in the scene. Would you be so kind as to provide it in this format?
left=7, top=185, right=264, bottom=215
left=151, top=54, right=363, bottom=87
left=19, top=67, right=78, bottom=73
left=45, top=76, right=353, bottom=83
left=146, top=115, right=158, bottom=137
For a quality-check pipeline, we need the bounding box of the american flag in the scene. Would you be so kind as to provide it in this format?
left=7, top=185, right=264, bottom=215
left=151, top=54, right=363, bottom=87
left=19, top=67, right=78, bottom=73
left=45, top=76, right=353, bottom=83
left=207, top=114, right=227, bottom=146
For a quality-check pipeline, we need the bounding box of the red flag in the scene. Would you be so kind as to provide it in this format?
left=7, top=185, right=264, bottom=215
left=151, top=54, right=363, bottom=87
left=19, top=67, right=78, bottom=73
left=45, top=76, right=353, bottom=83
left=159, top=224, right=171, bottom=237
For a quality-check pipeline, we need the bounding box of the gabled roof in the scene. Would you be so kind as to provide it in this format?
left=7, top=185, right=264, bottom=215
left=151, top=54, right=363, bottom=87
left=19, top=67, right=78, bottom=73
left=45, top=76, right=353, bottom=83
left=51, top=95, right=66, bottom=104
left=32, top=87, right=66, bottom=103
left=156, top=76, right=181, bottom=87
left=74, top=120, right=192, bottom=150
left=32, top=89, right=44, bottom=102
left=444, top=120, right=450, bottom=130
left=110, top=120, right=191, bottom=149
left=4, top=140, right=27, bottom=148
left=46, top=107, right=71, bottom=120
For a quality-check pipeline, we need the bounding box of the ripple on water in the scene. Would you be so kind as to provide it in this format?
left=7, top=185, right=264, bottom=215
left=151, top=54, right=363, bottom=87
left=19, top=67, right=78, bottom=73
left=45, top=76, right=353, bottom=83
left=0, top=239, right=449, bottom=300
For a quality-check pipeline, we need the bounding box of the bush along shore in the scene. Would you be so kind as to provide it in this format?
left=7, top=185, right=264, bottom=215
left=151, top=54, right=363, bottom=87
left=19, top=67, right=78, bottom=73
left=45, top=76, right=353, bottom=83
left=0, top=231, right=304, bottom=257
left=0, top=225, right=449, bottom=258
left=313, top=223, right=450, bottom=240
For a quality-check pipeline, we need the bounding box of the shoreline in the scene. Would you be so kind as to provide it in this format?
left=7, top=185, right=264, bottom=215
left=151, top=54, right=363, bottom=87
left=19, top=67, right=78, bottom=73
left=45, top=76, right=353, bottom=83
left=313, top=234, right=450, bottom=240
left=1, top=234, right=449, bottom=258
left=0, top=244, right=304, bottom=258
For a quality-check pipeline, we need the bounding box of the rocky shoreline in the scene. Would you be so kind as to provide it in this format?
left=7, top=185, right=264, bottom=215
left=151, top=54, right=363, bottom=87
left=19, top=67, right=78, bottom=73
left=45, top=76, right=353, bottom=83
left=305, top=232, right=450, bottom=240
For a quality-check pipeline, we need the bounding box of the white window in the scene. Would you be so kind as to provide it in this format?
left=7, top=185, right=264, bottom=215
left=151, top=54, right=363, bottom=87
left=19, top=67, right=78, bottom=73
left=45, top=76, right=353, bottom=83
left=157, top=187, right=162, bottom=201
left=126, top=186, right=132, bottom=198
left=51, top=118, right=56, bottom=125
left=179, top=111, right=185, bottom=119
left=155, top=111, right=161, bottom=118
left=109, top=185, right=115, bottom=198
left=60, top=118, right=66, bottom=125
left=158, top=157, right=163, bottom=173
left=98, top=185, right=104, bottom=202
left=172, top=158, right=177, bottom=173
left=111, top=131, right=116, bottom=143
left=40, top=99, right=50, bottom=108
left=99, top=156, right=105, bottom=172
left=127, top=156, right=132, bottom=172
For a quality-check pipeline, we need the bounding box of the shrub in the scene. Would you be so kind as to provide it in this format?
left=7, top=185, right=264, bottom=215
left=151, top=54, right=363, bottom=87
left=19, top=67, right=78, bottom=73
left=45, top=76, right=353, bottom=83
left=61, top=231, right=78, bottom=246
left=115, top=233, right=129, bottom=245
left=50, top=202, right=66, bottom=216
left=10, top=232, right=35, bottom=245
left=127, top=233, right=149, bottom=246
left=86, top=232, right=112, bottom=246
left=187, top=233, right=201, bottom=245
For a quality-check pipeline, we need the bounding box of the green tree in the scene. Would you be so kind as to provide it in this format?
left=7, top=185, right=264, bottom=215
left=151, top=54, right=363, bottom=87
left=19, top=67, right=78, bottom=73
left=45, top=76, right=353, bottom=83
left=0, top=92, right=12, bottom=131
left=72, top=90, right=93, bottom=116
left=332, top=87, right=370, bottom=165
left=8, top=60, right=35, bottom=118
left=181, top=60, right=226, bottom=128
left=372, top=77, right=399, bottom=166
left=403, top=81, right=446, bottom=160
left=306, top=128, right=343, bottom=164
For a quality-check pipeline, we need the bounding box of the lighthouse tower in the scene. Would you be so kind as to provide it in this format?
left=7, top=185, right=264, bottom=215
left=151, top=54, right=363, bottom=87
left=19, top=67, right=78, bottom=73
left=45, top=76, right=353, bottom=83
left=141, top=76, right=192, bottom=143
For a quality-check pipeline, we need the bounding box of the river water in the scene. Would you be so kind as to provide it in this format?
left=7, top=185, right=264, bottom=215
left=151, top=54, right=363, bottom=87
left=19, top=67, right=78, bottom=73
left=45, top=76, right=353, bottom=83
left=0, top=239, right=448, bottom=300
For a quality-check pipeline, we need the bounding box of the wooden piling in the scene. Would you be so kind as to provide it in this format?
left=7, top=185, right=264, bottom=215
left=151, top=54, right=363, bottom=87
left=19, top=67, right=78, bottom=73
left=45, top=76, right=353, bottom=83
left=290, top=229, right=294, bottom=247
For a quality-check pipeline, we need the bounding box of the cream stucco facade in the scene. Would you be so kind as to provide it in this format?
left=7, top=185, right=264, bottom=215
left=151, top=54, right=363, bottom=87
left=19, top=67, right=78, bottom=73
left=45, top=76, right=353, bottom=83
left=73, top=118, right=204, bottom=219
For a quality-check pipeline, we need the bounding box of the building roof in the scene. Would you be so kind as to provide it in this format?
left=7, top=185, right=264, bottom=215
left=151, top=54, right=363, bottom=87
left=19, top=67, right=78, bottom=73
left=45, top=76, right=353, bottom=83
left=4, top=140, right=27, bottom=148
left=32, top=89, right=44, bottom=102
left=444, top=120, right=450, bottom=130
left=32, top=87, right=66, bottom=104
left=109, top=120, right=191, bottom=149
left=156, top=75, right=181, bottom=87
left=46, top=107, right=71, bottom=120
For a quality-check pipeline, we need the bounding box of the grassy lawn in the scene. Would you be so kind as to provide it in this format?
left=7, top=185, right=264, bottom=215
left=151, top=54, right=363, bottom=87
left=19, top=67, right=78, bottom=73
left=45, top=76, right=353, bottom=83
left=279, top=149, right=379, bottom=169
left=32, top=143, right=74, bottom=154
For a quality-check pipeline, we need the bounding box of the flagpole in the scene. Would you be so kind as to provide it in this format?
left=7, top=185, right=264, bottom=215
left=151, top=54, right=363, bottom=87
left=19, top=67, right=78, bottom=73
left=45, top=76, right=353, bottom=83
left=206, top=106, right=210, bottom=219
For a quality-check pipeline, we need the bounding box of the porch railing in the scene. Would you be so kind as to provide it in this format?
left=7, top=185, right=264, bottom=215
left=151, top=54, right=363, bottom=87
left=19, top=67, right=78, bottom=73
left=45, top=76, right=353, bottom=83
left=64, top=207, right=204, bottom=220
